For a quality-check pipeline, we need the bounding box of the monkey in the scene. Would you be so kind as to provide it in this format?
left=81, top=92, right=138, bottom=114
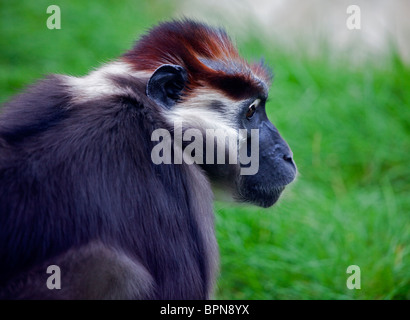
left=0, top=19, right=296, bottom=299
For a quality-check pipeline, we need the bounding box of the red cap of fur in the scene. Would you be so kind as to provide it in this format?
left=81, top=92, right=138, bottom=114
left=122, top=19, right=272, bottom=100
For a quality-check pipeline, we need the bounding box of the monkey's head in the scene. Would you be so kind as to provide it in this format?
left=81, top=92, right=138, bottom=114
left=123, top=19, right=296, bottom=208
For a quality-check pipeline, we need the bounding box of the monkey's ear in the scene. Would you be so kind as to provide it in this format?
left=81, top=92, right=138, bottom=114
left=146, top=64, right=188, bottom=108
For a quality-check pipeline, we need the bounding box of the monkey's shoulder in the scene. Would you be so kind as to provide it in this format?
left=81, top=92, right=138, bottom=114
left=0, top=71, right=155, bottom=146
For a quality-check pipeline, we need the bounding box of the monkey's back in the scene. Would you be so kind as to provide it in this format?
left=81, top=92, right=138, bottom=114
left=0, top=74, right=217, bottom=299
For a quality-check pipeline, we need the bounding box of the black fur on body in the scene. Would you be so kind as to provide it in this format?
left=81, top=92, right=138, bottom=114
left=0, top=75, right=217, bottom=299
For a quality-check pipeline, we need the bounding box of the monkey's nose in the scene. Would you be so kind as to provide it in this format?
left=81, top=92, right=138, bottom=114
left=282, top=153, right=295, bottom=168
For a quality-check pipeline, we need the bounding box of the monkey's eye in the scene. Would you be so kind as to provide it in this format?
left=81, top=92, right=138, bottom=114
left=246, top=99, right=260, bottom=120
left=246, top=105, right=256, bottom=120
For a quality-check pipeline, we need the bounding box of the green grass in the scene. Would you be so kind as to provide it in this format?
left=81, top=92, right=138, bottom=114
left=215, top=42, right=410, bottom=299
left=1, top=0, right=409, bottom=300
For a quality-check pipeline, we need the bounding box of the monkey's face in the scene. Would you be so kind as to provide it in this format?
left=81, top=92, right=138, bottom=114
left=234, top=97, right=296, bottom=208
left=146, top=64, right=296, bottom=208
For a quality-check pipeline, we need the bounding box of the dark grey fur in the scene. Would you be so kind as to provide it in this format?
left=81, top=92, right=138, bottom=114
left=0, top=74, right=218, bottom=299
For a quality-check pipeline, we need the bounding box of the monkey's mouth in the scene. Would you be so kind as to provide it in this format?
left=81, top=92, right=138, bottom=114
left=236, top=184, right=286, bottom=208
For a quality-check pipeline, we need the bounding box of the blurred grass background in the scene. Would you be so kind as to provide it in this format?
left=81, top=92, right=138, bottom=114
left=1, top=0, right=409, bottom=299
